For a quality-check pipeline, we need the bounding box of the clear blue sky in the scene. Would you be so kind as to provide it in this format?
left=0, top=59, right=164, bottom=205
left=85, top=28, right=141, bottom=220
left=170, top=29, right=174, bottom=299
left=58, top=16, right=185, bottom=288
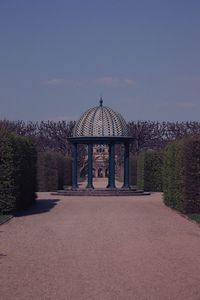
left=0, top=0, right=200, bottom=122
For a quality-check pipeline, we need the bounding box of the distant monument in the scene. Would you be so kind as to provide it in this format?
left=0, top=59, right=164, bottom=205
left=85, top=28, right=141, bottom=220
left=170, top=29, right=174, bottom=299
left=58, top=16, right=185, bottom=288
left=80, top=144, right=109, bottom=178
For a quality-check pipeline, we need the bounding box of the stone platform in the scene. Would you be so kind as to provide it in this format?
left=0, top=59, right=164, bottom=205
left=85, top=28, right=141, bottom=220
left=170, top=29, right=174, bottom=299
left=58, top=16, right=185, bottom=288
left=52, top=188, right=150, bottom=197
left=52, top=179, right=150, bottom=197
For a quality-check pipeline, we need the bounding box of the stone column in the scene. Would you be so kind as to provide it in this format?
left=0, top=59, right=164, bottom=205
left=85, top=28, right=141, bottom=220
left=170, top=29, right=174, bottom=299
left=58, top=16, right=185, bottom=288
left=123, top=142, right=130, bottom=189
left=72, top=143, right=78, bottom=190
left=107, top=144, right=111, bottom=187
left=108, top=143, right=116, bottom=188
left=87, top=143, right=94, bottom=189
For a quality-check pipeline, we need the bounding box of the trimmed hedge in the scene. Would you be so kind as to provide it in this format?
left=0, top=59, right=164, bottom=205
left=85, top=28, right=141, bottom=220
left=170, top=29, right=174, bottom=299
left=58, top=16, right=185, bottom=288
left=163, top=136, right=200, bottom=213
left=57, top=153, right=71, bottom=190
left=11, top=134, right=37, bottom=210
left=129, top=154, right=137, bottom=186
left=37, top=151, right=71, bottom=192
left=0, top=131, right=15, bottom=213
left=0, top=131, right=37, bottom=213
left=137, top=152, right=145, bottom=190
left=137, top=150, right=163, bottom=192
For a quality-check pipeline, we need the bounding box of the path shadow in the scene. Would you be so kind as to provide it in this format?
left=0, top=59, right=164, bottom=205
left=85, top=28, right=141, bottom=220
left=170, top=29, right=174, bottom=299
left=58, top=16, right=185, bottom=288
left=0, top=253, right=7, bottom=258
left=0, top=253, right=7, bottom=264
left=14, top=199, right=60, bottom=217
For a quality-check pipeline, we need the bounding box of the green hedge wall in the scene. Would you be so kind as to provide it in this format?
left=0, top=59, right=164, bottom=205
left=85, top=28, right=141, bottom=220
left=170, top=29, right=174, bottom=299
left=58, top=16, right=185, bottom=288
left=0, top=132, right=15, bottom=213
left=163, top=137, right=200, bottom=213
left=129, top=154, right=137, bottom=186
left=0, top=131, right=37, bottom=213
left=137, top=150, right=163, bottom=192
left=11, top=135, right=37, bottom=210
left=37, top=151, right=71, bottom=192
left=137, top=152, right=145, bottom=190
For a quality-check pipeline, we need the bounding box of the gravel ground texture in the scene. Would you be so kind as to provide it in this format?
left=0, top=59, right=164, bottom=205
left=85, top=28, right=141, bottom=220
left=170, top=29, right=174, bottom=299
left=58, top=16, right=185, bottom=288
left=1, top=187, right=200, bottom=299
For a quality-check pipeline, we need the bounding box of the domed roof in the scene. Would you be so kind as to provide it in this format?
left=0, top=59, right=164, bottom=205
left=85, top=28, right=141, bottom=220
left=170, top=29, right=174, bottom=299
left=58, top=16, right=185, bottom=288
left=73, top=98, right=129, bottom=137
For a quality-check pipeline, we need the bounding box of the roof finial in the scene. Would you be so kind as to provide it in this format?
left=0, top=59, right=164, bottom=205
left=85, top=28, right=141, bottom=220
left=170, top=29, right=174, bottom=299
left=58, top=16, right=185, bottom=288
left=99, top=97, right=103, bottom=106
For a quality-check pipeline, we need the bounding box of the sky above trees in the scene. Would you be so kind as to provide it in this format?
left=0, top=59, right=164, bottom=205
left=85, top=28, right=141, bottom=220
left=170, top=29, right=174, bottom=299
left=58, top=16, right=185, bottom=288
left=0, top=0, right=200, bottom=122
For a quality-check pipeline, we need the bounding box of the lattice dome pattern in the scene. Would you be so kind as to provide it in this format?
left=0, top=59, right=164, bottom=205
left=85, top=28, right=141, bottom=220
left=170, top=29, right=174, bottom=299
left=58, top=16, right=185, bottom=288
left=73, top=100, right=129, bottom=137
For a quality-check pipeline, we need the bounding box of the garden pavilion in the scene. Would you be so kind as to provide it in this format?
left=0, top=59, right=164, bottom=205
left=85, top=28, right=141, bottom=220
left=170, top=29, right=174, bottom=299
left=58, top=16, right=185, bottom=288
left=68, top=98, right=133, bottom=190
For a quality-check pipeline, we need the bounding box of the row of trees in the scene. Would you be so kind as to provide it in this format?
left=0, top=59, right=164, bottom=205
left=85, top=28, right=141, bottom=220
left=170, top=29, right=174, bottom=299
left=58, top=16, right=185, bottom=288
left=129, top=121, right=200, bottom=153
left=0, top=119, right=75, bottom=155
left=1, top=119, right=200, bottom=155
left=2, top=119, right=200, bottom=182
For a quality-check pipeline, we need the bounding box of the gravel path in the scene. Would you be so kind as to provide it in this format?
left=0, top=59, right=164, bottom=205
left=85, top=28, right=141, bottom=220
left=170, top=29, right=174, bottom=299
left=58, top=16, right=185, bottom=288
left=1, top=191, right=200, bottom=300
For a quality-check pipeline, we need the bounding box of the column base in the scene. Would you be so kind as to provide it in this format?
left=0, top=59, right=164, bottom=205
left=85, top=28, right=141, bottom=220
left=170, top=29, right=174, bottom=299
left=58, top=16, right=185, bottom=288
left=71, top=186, right=78, bottom=191
left=122, top=185, right=130, bottom=190
left=86, top=185, right=94, bottom=189
left=107, top=185, right=116, bottom=189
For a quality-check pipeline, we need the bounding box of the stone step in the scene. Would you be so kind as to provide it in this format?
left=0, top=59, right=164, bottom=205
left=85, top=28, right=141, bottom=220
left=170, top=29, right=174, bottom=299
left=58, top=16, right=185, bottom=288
left=52, top=189, right=150, bottom=197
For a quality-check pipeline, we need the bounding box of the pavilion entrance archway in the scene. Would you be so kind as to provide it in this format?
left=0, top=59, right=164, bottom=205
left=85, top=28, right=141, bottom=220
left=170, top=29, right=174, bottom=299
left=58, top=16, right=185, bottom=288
left=68, top=137, right=132, bottom=190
